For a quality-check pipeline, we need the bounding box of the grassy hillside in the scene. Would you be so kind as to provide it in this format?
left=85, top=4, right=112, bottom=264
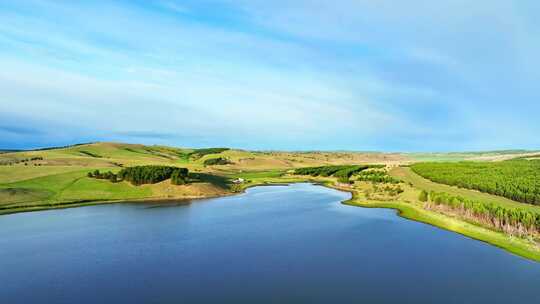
left=0, top=142, right=405, bottom=214
left=2, top=142, right=537, bottom=213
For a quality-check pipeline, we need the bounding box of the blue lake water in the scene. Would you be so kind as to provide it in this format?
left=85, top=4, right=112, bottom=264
left=1, top=183, right=539, bottom=303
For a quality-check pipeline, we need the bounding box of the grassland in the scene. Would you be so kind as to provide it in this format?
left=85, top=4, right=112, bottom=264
left=1, top=142, right=540, bottom=261
left=0, top=142, right=401, bottom=214
left=405, top=150, right=540, bottom=162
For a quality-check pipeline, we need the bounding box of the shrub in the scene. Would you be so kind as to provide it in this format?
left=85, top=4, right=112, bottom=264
left=171, top=168, right=189, bottom=185
left=419, top=190, right=428, bottom=202
left=203, top=157, right=231, bottom=166
left=356, top=170, right=400, bottom=184
left=88, top=169, right=118, bottom=182
left=109, top=174, right=118, bottom=183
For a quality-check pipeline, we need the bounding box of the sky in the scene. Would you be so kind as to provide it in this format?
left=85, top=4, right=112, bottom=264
left=1, top=0, right=540, bottom=152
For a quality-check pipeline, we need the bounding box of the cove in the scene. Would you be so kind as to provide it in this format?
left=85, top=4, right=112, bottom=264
left=0, top=183, right=539, bottom=303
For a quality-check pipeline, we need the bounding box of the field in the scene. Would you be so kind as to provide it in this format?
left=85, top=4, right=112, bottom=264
left=405, top=150, right=540, bottom=162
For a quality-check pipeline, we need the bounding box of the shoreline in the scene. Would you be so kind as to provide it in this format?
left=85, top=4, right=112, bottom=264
left=344, top=200, right=540, bottom=262
left=0, top=191, right=238, bottom=216
left=328, top=184, right=540, bottom=262
left=2, top=179, right=539, bottom=262
left=0, top=179, right=311, bottom=216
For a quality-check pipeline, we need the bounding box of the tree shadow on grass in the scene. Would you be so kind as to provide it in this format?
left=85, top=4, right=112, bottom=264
left=189, top=173, right=231, bottom=189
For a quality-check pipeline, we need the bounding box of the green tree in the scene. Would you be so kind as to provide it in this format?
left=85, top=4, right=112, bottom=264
left=419, top=190, right=428, bottom=202
left=109, top=174, right=118, bottom=183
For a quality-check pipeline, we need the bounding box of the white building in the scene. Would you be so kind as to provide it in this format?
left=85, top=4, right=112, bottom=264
left=233, top=178, right=245, bottom=184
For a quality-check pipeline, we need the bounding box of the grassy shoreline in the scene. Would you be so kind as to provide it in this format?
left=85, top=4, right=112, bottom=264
left=0, top=177, right=312, bottom=216
left=302, top=179, right=540, bottom=262
left=335, top=189, right=540, bottom=262
left=0, top=189, right=239, bottom=216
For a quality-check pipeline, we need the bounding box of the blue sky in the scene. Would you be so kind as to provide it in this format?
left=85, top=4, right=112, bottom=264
left=1, top=0, right=539, bottom=151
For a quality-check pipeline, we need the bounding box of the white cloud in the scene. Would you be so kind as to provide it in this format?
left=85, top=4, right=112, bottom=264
left=1, top=0, right=539, bottom=150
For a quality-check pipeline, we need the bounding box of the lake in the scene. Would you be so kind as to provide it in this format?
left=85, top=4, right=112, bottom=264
left=1, top=183, right=539, bottom=303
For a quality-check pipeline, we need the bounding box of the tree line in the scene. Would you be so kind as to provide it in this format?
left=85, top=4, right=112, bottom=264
left=30, top=142, right=94, bottom=151
left=88, top=166, right=189, bottom=185
left=88, top=170, right=118, bottom=182
left=188, top=148, right=229, bottom=159
left=79, top=150, right=102, bottom=158
left=293, top=165, right=385, bottom=183
left=420, top=190, right=540, bottom=237
left=355, top=170, right=400, bottom=184
left=203, top=157, right=231, bottom=166
left=412, top=160, right=540, bottom=205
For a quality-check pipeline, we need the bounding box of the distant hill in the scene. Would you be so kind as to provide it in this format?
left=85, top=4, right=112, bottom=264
left=0, top=150, right=22, bottom=154
left=0, top=142, right=408, bottom=170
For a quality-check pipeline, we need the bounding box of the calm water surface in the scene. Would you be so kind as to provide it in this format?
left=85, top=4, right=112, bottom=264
left=1, top=183, right=539, bottom=303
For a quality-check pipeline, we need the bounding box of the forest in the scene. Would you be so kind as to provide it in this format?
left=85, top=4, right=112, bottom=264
left=411, top=160, right=540, bottom=205
left=89, top=166, right=189, bottom=185
left=293, top=165, right=384, bottom=183
left=423, top=190, right=540, bottom=237
left=203, top=157, right=231, bottom=166
left=355, top=170, right=400, bottom=184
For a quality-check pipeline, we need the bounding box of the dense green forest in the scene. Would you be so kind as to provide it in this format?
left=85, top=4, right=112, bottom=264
left=89, top=166, right=189, bottom=185
left=189, top=148, right=229, bottom=159
left=171, top=168, right=189, bottom=185
left=293, top=165, right=384, bottom=183
left=203, top=157, right=231, bottom=166
left=426, top=191, right=540, bottom=236
left=355, top=170, right=400, bottom=184
left=118, top=166, right=188, bottom=185
left=294, top=165, right=365, bottom=177
left=412, top=160, right=540, bottom=205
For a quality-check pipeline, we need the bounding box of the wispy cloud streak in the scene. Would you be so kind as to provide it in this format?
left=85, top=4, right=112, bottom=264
left=0, top=0, right=539, bottom=151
